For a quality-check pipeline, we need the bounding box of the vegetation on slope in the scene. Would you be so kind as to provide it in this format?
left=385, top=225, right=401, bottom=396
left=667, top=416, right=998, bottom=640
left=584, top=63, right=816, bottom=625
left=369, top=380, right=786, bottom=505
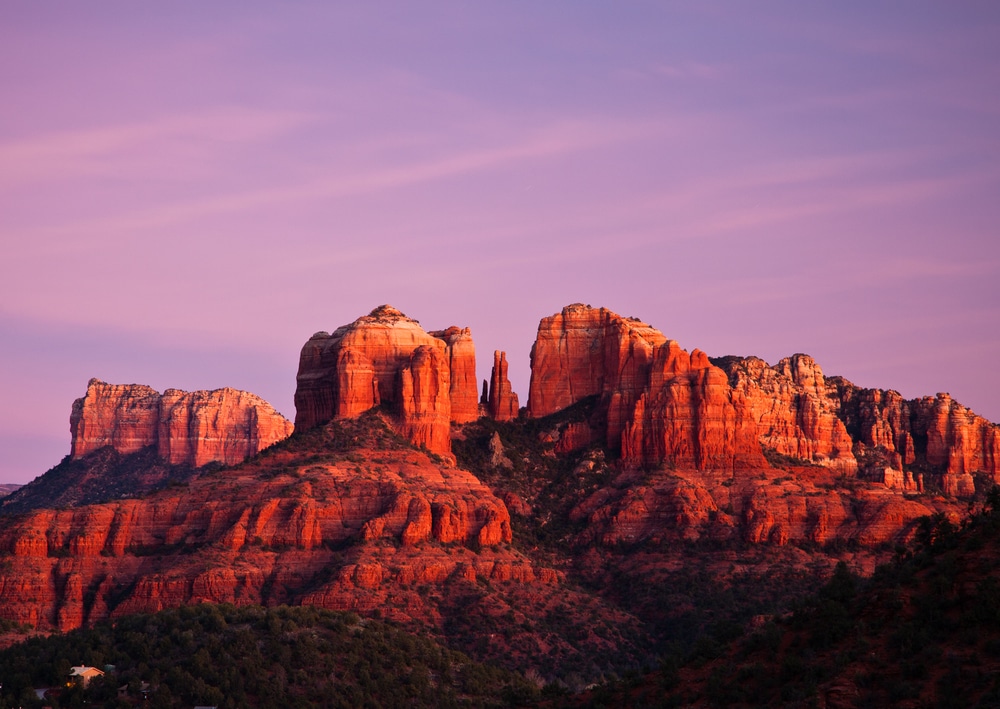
left=0, top=603, right=535, bottom=709
left=0, top=447, right=197, bottom=517
left=559, top=489, right=1000, bottom=707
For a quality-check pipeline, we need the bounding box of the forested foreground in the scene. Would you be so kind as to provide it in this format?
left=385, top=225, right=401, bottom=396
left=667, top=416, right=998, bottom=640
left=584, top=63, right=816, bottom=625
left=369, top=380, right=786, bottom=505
left=0, top=604, right=536, bottom=708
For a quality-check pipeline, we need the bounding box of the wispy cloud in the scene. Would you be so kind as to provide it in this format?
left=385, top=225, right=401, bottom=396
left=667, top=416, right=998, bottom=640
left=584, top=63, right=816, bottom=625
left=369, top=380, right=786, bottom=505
left=0, top=107, right=315, bottom=186
left=16, top=116, right=653, bottom=241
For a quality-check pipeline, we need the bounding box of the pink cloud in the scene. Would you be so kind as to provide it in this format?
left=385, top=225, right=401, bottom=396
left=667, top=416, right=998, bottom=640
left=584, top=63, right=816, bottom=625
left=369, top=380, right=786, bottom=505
left=0, top=107, right=315, bottom=186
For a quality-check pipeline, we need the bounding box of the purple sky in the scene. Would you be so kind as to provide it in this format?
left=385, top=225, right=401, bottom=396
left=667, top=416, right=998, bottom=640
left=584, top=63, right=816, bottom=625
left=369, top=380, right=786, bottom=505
left=2, top=2, right=999, bottom=485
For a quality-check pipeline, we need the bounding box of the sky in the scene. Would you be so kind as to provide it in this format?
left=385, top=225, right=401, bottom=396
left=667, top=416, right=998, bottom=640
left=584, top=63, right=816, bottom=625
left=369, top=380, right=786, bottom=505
left=1, top=2, right=999, bottom=485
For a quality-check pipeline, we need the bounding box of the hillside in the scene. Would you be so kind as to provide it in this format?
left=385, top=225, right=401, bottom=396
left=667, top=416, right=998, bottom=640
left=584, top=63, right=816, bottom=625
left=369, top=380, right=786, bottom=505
left=561, top=489, right=1000, bottom=708
left=0, top=412, right=649, bottom=684
left=0, top=603, right=535, bottom=708
left=0, top=448, right=197, bottom=516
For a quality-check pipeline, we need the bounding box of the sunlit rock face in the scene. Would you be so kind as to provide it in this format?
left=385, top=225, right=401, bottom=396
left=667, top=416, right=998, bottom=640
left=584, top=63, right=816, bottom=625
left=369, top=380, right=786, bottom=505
left=70, top=379, right=293, bottom=467
left=527, top=304, right=764, bottom=470
left=0, top=445, right=514, bottom=632
left=716, top=354, right=857, bottom=473
left=527, top=304, right=1000, bottom=492
left=293, top=305, right=479, bottom=456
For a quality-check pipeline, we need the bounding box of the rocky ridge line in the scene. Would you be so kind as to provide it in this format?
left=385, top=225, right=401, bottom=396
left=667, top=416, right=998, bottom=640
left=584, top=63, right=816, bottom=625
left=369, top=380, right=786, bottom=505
left=526, top=304, right=1000, bottom=495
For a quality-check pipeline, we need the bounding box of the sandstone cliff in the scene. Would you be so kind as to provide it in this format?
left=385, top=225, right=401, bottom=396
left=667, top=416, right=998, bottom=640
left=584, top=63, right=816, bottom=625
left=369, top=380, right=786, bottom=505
left=834, top=384, right=1000, bottom=496
left=566, top=454, right=958, bottom=549
left=70, top=381, right=161, bottom=458
left=527, top=305, right=1000, bottom=495
left=527, top=304, right=764, bottom=470
left=715, top=355, right=857, bottom=473
left=70, top=379, right=293, bottom=468
left=293, top=306, right=479, bottom=456
left=429, top=326, right=480, bottom=424
left=715, top=357, right=1000, bottom=494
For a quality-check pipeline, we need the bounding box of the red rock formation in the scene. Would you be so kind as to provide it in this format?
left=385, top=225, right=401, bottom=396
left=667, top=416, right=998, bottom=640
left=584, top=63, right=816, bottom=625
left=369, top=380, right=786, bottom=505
left=158, top=388, right=294, bottom=467
left=70, top=380, right=160, bottom=458
left=333, top=349, right=380, bottom=418
left=621, top=344, right=766, bottom=470
left=527, top=305, right=1000, bottom=493
left=527, top=305, right=666, bottom=433
left=922, top=394, right=999, bottom=483
left=398, top=346, right=452, bottom=455
left=69, top=379, right=292, bottom=468
left=294, top=306, right=441, bottom=428
left=430, top=326, right=479, bottom=424
left=554, top=422, right=593, bottom=454
left=0, top=444, right=519, bottom=632
left=528, top=305, right=764, bottom=471
left=487, top=351, right=519, bottom=421
left=294, top=306, right=481, bottom=456
left=571, top=464, right=960, bottom=549
left=835, top=385, right=1000, bottom=495
left=717, top=355, right=857, bottom=473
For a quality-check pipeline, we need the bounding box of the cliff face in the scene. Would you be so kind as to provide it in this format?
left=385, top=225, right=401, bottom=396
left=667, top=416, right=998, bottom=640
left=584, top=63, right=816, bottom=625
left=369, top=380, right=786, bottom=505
left=527, top=304, right=667, bottom=431
left=716, top=355, right=857, bottom=473
left=70, top=381, right=161, bottom=458
left=620, top=342, right=767, bottom=470
left=718, top=358, right=1000, bottom=494
left=293, top=306, right=479, bottom=456
left=835, top=386, right=1000, bottom=496
left=429, top=326, right=480, bottom=424
left=527, top=305, right=764, bottom=471
left=563, top=450, right=959, bottom=550
left=70, top=379, right=293, bottom=468
left=397, top=346, right=453, bottom=455
left=527, top=305, right=1000, bottom=494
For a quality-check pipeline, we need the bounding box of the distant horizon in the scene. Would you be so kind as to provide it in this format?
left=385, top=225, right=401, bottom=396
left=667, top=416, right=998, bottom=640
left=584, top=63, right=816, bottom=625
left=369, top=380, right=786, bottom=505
left=3, top=2, right=999, bottom=484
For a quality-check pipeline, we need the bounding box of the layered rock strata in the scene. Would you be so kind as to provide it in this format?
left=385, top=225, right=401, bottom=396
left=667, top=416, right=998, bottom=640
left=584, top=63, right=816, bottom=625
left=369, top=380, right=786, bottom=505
left=486, top=351, right=519, bottom=421
left=717, top=358, right=1000, bottom=493
left=716, top=355, right=857, bottom=474
left=70, top=379, right=293, bottom=467
left=835, top=386, right=1000, bottom=496
left=527, top=305, right=765, bottom=470
left=0, top=446, right=520, bottom=632
left=293, top=306, right=479, bottom=456
left=569, top=463, right=959, bottom=548
left=430, top=326, right=480, bottom=423
left=527, top=305, right=1000, bottom=494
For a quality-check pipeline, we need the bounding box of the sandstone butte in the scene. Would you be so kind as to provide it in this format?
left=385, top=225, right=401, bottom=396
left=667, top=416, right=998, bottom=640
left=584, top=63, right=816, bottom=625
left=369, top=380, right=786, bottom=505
left=293, top=305, right=480, bottom=457
left=527, top=304, right=1000, bottom=496
left=70, top=379, right=294, bottom=468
